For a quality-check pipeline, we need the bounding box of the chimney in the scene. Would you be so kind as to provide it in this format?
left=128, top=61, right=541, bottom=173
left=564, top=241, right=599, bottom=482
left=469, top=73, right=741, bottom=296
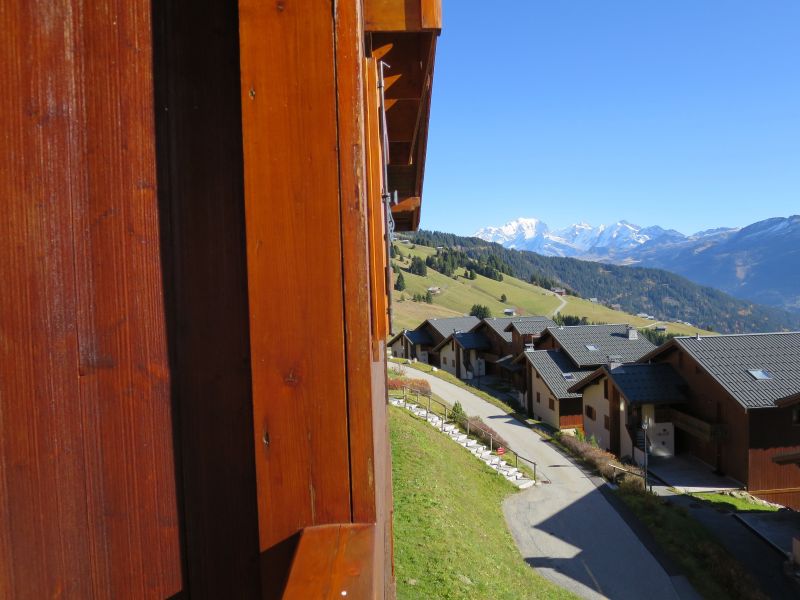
left=627, top=326, right=638, bottom=340
left=695, top=333, right=701, bottom=340
left=607, top=355, right=622, bottom=370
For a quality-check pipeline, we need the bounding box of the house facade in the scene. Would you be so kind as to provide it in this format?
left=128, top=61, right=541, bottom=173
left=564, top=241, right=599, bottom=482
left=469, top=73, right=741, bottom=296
left=638, top=333, right=800, bottom=509
left=394, top=316, right=480, bottom=367
left=570, top=363, right=688, bottom=460
left=522, top=350, right=592, bottom=431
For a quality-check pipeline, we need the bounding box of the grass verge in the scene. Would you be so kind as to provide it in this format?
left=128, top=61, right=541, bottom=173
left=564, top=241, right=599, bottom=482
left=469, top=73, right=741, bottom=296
left=691, top=492, right=780, bottom=513
left=616, top=482, right=767, bottom=600
left=390, top=406, right=576, bottom=600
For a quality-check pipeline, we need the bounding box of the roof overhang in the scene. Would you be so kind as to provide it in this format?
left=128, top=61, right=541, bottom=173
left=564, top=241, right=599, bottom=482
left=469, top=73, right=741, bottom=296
left=366, top=0, right=441, bottom=231
left=776, top=392, right=800, bottom=408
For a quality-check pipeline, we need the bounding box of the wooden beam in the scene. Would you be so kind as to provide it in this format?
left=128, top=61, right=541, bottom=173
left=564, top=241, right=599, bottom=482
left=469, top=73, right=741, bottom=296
left=238, top=0, right=352, bottom=558
left=364, top=0, right=441, bottom=32
left=283, top=524, right=376, bottom=599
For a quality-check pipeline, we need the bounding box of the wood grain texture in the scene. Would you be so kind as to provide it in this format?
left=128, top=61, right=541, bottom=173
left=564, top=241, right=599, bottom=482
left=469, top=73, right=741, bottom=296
left=283, top=524, right=376, bottom=600
left=238, top=0, right=352, bottom=556
left=0, top=1, right=182, bottom=596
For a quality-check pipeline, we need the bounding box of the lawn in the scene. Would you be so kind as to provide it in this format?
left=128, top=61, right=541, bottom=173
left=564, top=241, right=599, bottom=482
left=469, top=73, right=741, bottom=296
left=691, top=492, right=779, bottom=513
left=616, top=483, right=767, bottom=600
left=391, top=244, right=713, bottom=338
left=390, top=406, right=576, bottom=600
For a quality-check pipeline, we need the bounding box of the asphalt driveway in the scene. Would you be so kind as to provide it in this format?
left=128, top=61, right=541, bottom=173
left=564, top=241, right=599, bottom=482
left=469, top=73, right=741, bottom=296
left=404, top=368, right=699, bottom=599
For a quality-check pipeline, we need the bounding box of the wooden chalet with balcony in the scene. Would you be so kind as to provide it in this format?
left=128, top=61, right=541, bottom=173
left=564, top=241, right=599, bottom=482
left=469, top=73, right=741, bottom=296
left=1, top=0, right=441, bottom=596
left=635, top=333, right=800, bottom=510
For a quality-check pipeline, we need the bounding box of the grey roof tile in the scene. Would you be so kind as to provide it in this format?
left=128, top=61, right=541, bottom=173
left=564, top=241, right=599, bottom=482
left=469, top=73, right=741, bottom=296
left=525, top=350, right=594, bottom=399
left=544, top=324, right=656, bottom=367
left=506, top=317, right=557, bottom=336
left=671, top=333, right=800, bottom=409
left=607, top=364, right=688, bottom=406
left=425, top=316, right=481, bottom=342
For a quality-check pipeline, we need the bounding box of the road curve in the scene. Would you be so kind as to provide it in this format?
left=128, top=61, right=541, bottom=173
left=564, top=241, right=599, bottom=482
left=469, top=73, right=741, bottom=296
left=402, top=367, right=697, bottom=600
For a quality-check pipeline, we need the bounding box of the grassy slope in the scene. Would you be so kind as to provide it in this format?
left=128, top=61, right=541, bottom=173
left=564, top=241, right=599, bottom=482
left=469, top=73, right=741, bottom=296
left=391, top=406, right=574, bottom=600
left=393, top=244, right=712, bottom=336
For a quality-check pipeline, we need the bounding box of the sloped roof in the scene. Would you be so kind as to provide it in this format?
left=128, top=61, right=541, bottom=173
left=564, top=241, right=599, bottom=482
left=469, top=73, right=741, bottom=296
left=644, top=333, right=800, bottom=410
left=388, top=327, right=433, bottom=347
left=525, top=350, right=594, bottom=400
left=543, top=324, right=656, bottom=368
left=480, top=317, right=517, bottom=343
left=432, top=330, right=491, bottom=353
left=505, top=317, right=557, bottom=336
left=607, top=364, right=688, bottom=406
left=454, top=331, right=491, bottom=351
left=424, top=316, right=481, bottom=342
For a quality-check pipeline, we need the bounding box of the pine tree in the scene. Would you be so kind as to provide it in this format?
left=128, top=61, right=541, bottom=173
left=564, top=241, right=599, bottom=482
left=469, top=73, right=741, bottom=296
left=394, top=272, right=406, bottom=292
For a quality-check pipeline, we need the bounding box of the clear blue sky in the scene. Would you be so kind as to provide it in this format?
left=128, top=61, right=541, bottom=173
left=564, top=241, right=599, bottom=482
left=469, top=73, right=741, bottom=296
left=420, top=1, right=800, bottom=235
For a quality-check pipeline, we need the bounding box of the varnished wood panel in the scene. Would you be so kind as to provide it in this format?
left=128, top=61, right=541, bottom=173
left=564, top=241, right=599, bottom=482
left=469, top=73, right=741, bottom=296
left=152, top=0, right=262, bottom=595
left=283, top=524, right=376, bottom=600
left=0, top=1, right=182, bottom=596
left=238, top=0, right=352, bottom=558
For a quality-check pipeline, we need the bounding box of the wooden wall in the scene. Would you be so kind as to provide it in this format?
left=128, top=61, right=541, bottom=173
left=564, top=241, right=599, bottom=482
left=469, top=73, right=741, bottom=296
left=0, top=1, right=182, bottom=596
left=657, top=348, right=750, bottom=484
left=237, top=0, right=392, bottom=595
left=748, top=408, right=800, bottom=509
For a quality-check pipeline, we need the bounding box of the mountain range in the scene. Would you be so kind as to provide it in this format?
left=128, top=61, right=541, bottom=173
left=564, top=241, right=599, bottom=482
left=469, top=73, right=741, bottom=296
left=475, top=215, right=800, bottom=313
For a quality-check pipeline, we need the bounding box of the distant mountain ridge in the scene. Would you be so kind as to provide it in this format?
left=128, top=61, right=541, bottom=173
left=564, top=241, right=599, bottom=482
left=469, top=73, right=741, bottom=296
left=407, top=230, right=800, bottom=334
left=475, top=215, right=800, bottom=313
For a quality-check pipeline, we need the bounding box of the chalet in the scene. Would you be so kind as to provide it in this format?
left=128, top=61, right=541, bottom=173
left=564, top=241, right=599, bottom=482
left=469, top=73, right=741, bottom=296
left=568, top=363, right=689, bottom=459
left=504, top=317, right=558, bottom=396
left=505, top=317, right=558, bottom=357
left=389, top=316, right=480, bottom=366
left=633, top=333, right=800, bottom=509
left=388, top=327, right=434, bottom=360
left=522, top=350, right=593, bottom=431
left=1, top=0, right=440, bottom=595
left=504, top=308, right=517, bottom=316
left=433, top=331, right=490, bottom=379
left=552, top=287, right=567, bottom=296
left=536, top=324, right=656, bottom=368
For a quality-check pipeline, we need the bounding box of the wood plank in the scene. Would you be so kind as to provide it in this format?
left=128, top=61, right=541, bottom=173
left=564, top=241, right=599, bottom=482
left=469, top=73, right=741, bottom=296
left=364, top=0, right=422, bottom=32
left=0, top=1, right=182, bottom=596
left=283, top=524, right=376, bottom=600
left=238, top=0, right=352, bottom=557
left=421, top=0, right=443, bottom=30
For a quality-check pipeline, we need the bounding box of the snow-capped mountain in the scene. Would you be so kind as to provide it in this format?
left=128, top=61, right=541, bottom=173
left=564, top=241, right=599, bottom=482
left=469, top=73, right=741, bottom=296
left=474, top=216, right=800, bottom=313
left=474, top=218, right=699, bottom=258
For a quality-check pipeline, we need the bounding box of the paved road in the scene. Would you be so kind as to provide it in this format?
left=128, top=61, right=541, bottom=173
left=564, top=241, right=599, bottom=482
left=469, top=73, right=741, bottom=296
left=407, top=368, right=698, bottom=600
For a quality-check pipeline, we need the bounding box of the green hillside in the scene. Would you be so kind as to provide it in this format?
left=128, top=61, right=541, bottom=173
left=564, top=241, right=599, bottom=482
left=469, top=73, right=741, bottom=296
left=402, top=231, right=800, bottom=334
left=392, top=241, right=709, bottom=336
left=391, top=406, right=575, bottom=599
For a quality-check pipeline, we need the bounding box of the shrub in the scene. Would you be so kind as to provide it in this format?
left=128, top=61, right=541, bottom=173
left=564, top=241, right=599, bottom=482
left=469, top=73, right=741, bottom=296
left=466, top=416, right=509, bottom=449
left=406, top=378, right=431, bottom=395
left=451, top=401, right=466, bottom=423
left=557, top=433, right=642, bottom=483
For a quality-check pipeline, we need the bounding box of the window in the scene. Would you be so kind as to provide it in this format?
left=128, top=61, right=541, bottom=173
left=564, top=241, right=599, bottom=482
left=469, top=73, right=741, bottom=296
left=793, top=407, right=800, bottom=426
left=536, top=372, right=540, bottom=379
left=747, top=369, right=773, bottom=380
left=604, top=379, right=609, bottom=398
left=585, top=344, right=599, bottom=351
left=442, top=357, right=447, bottom=366
left=549, top=398, right=555, bottom=410
left=562, top=372, right=576, bottom=381
left=585, top=405, right=596, bottom=420
left=536, top=392, right=541, bottom=404
left=604, top=415, right=610, bottom=430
